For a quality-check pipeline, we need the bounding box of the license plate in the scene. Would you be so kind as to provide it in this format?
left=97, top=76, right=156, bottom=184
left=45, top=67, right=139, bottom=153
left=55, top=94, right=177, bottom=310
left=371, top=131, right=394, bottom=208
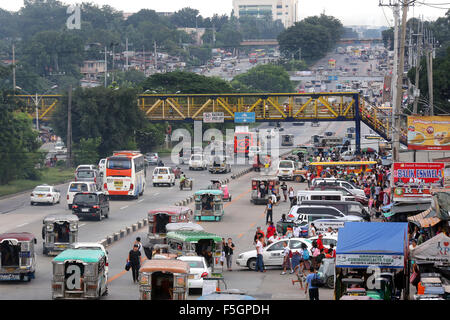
left=188, top=275, right=195, bottom=279
left=57, top=245, right=66, bottom=248
left=158, top=176, right=163, bottom=179
left=114, top=180, right=123, bottom=187
left=0, top=274, right=20, bottom=280
left=82, top=208, right=89, bottom=212
left=38, top=195, right=44, bottom=198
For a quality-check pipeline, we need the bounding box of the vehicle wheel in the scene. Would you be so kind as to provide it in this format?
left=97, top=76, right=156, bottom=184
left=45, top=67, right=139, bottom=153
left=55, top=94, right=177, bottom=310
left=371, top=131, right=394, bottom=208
left=97, top=212, right=102, bottom=221
left=103, top=287, right=108, bottom=296
left=326, top=275, right=335, bottom=289
left=105, top=209, right=109, bottom=218
left=68, top=205, right=72, bottom=210
left=247, top=258, right=257, bottom=271
left=153, top=183, right=156, bottom=187
left=294, top=176, right=302, bottom=183
left=43, top=247, right=48, bottom=255
left=229, top=196, right=232, bottom=201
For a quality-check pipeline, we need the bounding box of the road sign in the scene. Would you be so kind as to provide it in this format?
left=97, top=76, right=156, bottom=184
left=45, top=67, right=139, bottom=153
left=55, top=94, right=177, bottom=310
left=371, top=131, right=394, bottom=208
left=203, top=112, right=224, bottom=123
left=235, top=112, right=255, bottom=123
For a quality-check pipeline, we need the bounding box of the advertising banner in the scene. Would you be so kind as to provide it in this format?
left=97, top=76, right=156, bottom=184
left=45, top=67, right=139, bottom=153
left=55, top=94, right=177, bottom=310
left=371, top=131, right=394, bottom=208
left=203, top=112, right=224, bottom=123
left=407, top=116, right=450, bottom=150
left=393, top=162, right=445, bottom=201
left=336, top=254, right=404, bottom=268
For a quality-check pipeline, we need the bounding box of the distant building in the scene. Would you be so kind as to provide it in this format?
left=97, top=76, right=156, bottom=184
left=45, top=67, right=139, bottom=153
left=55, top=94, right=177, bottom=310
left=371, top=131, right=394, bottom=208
left=232, top=0, right=298, bottom=28
left=177, top=28, right=206, bottom=46
left=80, top=60, right=106, bottom=81
left=123, top=12, right=134, bottom=20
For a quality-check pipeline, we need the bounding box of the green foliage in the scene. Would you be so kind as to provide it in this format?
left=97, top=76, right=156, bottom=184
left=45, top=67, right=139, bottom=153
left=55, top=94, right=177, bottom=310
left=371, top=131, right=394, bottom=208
left=275, top=59, right=308, bottom=72
left=278, top=14, right=344, bottom=65
left=73, top=137, right=101, bottom=166
left=232, top=64, right=294, bottom=93
left=141, top=71, right=234, bottom=94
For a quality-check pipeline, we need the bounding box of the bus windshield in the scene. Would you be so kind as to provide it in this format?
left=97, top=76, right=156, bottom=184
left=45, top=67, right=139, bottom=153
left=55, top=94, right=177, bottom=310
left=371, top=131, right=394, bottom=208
left=107, top=158, right=131, bottom=170
left=279, top=161, right=294, bottom=168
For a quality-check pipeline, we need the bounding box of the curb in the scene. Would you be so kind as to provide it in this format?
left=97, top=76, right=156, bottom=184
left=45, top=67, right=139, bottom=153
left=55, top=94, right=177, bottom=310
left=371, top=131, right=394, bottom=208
left=102, top=218, right=148, bottom=248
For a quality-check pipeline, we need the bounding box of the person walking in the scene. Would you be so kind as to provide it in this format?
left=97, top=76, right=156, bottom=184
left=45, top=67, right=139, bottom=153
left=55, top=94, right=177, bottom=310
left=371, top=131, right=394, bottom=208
left=266, top=221, right=276, bottom=240
left=134, top=237, right=143, bottom=261
left=255, top=235, right=264, bottom=272
left=224, top=238, right=235, bottom=271
left=127, top=244, right=141, bottom=283
left=281, top=182, right=288, bottom=202
left=288, top=187, right=295, bottom=206
left=281, top=241, right=292, bottom=275
left=305, top=266, right=320, bottom=300
left=264, top=198, right=273, bottom=225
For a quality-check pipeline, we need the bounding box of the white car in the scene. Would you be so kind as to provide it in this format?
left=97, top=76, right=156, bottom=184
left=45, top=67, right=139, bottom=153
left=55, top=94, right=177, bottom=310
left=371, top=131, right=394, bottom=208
left=312, top=178, right=366, bottom=198
left=98, top=159, right=106, bottom=173
left=75, top=164, right=96, bottom=172
left=72, top=242, right=109, bottom=276
left=177, top=256, right=210, bottom=291
left=236, top=238, right=312, bottom=271
left=189, top=154, right=207, bottom=170
left=340, top=150, right=355, bottom=161
left=54, top=141, right=67, bottom=154
left=248, top=146, right=261, bottom=158
left=30, top=185, right=61, bottom=205
left=152, top=167, right=175, bottom=187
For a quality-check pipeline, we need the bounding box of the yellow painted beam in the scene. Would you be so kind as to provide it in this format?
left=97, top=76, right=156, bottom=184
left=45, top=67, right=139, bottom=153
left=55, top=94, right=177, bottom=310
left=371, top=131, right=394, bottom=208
left=266, top=97, right=286, bottom=118
left=39, top=100, right=58, bottom=119
left=216, top=98, right=235, bottom=118
left=145, top=99, right=163, bottom=115
left=192, top=99, right=212, bottom=118
left=293, top=97, right=313, bottom=117
left=317, top=97, right=338, bottom=117
left=166, top=98, right=186, bottom=119
left=247, top=98, right=262, bottom=113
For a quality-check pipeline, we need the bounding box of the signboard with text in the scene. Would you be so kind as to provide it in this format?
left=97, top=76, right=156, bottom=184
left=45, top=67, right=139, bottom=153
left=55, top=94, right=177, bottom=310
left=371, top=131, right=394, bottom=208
left=203, top=112, right=224, bottom=123
left=336, top=254, right=404, bottom=268
left=407, top=116, right=450, bottom=150
left=234, top=112, right=255, bottom=123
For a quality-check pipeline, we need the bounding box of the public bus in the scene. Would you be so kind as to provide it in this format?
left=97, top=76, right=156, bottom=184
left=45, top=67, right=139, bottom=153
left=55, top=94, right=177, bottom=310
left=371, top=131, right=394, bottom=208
left=249, top=53, right=258, bottom=64
left=234, top=132, right=255, bottom=154
left=104, top=151, right=146, bottom=199
left=309, top=161, right=377, bottom=176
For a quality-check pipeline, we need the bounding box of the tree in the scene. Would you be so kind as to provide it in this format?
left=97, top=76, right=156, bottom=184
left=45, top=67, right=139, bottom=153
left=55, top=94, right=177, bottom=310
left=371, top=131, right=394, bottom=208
left=232, top=64, right=294, bottom=93
left=170, top=7, right=202, bottom=28
left=73, top=137, right=101, bottom=166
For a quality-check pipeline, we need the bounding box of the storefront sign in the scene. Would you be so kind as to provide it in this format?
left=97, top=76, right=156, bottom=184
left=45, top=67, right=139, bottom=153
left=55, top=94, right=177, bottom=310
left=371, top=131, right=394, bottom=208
left=203, top=112, right=224, bottom=123
left=407, top=116, right=450, bottom=150
left=336, top=254, right=404, bottom=268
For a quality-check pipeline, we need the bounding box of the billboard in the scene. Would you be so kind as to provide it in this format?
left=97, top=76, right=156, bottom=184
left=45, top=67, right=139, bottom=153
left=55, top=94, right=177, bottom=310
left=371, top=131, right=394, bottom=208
left=407, top=116, right=450, bottom=150
left=393, top=162, right=445, bottom=201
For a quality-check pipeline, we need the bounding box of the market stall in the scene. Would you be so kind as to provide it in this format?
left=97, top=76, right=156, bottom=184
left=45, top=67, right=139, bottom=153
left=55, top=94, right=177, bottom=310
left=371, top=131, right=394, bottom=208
left=335, top=222, right=409, bottom=300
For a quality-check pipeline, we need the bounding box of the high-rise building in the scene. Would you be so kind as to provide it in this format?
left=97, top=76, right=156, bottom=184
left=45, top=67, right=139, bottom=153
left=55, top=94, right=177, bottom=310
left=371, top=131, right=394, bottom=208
left=232, top=0, right=298, bottom=28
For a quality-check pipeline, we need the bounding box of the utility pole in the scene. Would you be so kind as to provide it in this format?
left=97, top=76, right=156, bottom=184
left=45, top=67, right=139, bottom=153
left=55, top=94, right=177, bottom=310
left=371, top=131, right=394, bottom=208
left=393, top=0, right=409, bottom=162
left=12, top=44, right=16, bottom=93
left=104, top=46, right=107, bottom=88
left=67, top=85, right=73, bottom=169
left=413, top=16, right=422, bottom=114
left=35, top=93, right=39, bottom=131
left=112, top=43, right=115, bottom=83
left=390, top=1, right=400, bottom=161
left=425, top=29, right=434, bottom=115
left=125, top=38, right=129, bottom=71
left=154, top=41, right=157, bottom=72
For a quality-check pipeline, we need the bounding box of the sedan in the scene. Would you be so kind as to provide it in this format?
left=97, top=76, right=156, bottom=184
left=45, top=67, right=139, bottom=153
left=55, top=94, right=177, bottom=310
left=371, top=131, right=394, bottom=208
left=31, top=185, right=61, bottom=205
left=145, top=153, right=159, bottom=165
left=177, top=256, right=210, bottom=292
left=236, top=238, right=312, bottom=271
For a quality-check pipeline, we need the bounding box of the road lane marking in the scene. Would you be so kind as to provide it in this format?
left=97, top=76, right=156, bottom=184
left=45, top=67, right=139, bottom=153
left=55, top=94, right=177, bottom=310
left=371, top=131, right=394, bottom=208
left=120, top=206, right=129, bottom=210
left=138, top=199, right=144, bottom=203
left=238, top=233, right=244, bottom=238
left=79, top=223, right=86, bottom=227
left=224, top=188, right=252, bottom=208
left=107, top=257, right=148, bottom=284
left=154, top=193, right=159, bottom=196
left=17, top=223, right=28, bottom=228
left=250, top=223, right=255, bottom=228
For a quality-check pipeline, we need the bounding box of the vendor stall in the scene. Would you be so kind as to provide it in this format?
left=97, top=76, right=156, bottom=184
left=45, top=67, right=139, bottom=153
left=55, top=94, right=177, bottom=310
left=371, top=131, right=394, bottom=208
left=335, top=222, right=409, bottom=300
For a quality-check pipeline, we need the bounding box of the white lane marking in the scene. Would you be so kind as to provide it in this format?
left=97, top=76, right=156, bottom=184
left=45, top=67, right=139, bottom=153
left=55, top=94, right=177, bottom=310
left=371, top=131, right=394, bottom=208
left=79, top=223, right=86, bottom=227
left=154, top=193, right=159, bottom=196
left=138, top=199, right=144, bottom=203
left=17, top=223, right=29, bottom=228
left=120, top=206, right=129, bottom=210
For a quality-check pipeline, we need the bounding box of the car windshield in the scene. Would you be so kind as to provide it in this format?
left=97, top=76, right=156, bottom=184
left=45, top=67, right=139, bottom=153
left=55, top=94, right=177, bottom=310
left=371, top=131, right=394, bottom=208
left=34, top=186, right=50, bottom=192
left=107, top=158, right=131, bottom=170
left=69, top=183, right=88, bottom=192
left=77, top=171, right=94, bottom=178
left=157, top=168, right=169, bottom=175
left=73, top=194, right=98, bottom=204
left=279, top=161, right=293, bottom=168
left=55, top=142, right=64, bottom=147
left=192, top=155, right=202, bottom=161
left=348, top=204, right=362, bottom=212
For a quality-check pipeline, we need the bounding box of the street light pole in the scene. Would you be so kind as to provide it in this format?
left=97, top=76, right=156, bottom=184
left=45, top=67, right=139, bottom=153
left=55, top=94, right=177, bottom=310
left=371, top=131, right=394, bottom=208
left=35, top=92, right=39, bottom=131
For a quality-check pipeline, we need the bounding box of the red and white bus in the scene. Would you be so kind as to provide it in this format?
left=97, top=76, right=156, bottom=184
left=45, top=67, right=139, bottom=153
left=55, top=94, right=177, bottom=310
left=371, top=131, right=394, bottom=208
left=234, top=132, right=255, bottom=154
left=103, top=151, right=146, bottom=199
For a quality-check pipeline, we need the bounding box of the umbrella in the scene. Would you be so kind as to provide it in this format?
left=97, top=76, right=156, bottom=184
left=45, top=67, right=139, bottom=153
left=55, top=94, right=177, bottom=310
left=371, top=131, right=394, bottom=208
left=362, top=147, right=376, bottom=153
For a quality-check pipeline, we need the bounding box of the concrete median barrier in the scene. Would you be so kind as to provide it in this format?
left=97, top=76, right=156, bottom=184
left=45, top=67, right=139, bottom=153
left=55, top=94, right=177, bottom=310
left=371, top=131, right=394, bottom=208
left=113, top=233, right=119, bottom=241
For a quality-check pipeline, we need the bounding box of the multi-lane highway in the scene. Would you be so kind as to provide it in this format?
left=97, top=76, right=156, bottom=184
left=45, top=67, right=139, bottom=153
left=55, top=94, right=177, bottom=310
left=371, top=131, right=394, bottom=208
left=0, top=119, right=377, bottom=300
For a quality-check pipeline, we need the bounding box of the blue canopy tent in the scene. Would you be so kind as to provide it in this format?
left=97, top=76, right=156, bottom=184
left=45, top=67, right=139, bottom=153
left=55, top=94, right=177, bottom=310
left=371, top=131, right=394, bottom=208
left=336, top=222, right=408, bottom=269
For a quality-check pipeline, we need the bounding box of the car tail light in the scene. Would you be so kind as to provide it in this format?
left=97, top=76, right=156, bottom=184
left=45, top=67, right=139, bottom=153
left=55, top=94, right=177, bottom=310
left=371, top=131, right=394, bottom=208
left=93, top=205, right=99, bottom=209
left=201, top=272, right=208, bottom=278
left=104, top=183, right=107, bottom=190
left=130, top=183, right=134, bottom=190
left=67, top=195, right=69, bottom=200
left=72, top=205, right=78, bottom=209
left=94, top=177, right=97, bottom=183
left=75, top=177, right=77, bottom=181
left=105, top=262, right=109, bottom=267
left=47, top=194, right=52, bottom=197
left=31, top=193, right=34, bottom=197
left=252, top=182, right=257, bottom=190
left=288, top=214, right=294, bottom=219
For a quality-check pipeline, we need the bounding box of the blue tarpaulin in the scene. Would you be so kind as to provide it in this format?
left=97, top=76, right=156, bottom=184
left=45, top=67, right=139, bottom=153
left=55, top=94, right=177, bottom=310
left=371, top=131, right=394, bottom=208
left=336, top=222, right=408, bottom=268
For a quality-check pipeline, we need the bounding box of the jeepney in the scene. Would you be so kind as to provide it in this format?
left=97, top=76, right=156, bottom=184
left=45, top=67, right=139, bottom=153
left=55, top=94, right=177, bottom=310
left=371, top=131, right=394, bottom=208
left=139, top=259, right=190, bottom=300
left=166, top=230, right=223, bottom=276
left=293, top=162, right=308, bottom=183
left=0, top=232, right=37, bottom=282
left=42, top=214, right=79, bottom=255
left=147, top=206, right=192, bottom=245
left=208, top=179, right=231, bottom=201
left=194, top=190, right=224, bottom=221
left=52, top=249, right=108, bottom=300
left=208, top=155, right=231, bottom=174
left=250, top=176, right=280, bottom=205
left=281, top=134, right=294, bottom=146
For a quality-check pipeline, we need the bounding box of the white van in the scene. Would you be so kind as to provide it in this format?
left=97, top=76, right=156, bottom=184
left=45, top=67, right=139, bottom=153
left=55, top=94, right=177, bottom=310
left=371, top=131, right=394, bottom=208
left=277, top=160, right=295, bottom=180
left=66, top=181, right=98, bottom=209
left=152, top=167, right=175, bottom=187
left=312, top=178, right=366, bottom=198
left=296, top=190, right=349, bottom=205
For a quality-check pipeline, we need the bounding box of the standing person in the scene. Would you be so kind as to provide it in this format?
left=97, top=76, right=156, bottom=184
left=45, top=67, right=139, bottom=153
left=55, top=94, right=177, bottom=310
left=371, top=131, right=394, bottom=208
left=254, top=227, right=265, bottom=244
left=305, top=267, right=320, bottom=300
left=281, top=241, right=292, bottom=275
left=127, top=244, right=141, bottom=283
left=220, top=238, right=226, bottom=267
left=255, top=235, right=264, bottom=272
left=266, top=222, right=276, bottom=240
left=281, top=182, right=288, bottom=202
left=310, top=223, right=317, bottom=237
left=288, top=187, right=295, bottom=206
left=224, top=238, right=235, bottom=271
left=264, top=198, right=273, bottom=225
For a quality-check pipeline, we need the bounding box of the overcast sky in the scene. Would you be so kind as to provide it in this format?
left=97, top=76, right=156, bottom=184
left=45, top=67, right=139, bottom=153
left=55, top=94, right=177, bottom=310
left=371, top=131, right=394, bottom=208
left=1, top=0, right=448, bottom=26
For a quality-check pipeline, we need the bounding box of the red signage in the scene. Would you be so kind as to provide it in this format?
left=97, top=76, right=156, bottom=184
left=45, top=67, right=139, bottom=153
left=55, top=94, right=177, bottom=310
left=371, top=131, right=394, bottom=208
left=393, top=162, right=445, bottom=185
